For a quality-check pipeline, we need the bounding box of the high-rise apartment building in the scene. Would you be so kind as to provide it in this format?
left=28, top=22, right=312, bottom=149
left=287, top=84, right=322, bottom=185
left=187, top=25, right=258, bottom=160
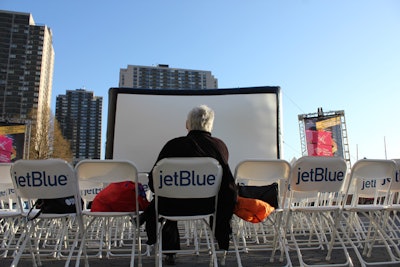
left=55, top=89, right=102, bottom=163
left=0, top=10, right=54, bottom=125
left=119, top=64, right=218, bottom=89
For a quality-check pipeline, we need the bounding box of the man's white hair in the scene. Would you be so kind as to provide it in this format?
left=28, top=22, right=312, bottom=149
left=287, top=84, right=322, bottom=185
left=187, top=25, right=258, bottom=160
left=186, top=105, right=215, bottom=132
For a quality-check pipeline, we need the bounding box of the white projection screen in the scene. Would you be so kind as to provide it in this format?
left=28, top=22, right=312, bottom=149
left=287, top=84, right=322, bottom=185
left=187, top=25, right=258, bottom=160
left=106, top=87, right=283, bottom=173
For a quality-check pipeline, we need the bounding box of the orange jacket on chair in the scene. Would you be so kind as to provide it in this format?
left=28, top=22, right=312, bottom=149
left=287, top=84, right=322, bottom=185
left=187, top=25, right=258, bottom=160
left=234, top=196, right=275, bottom=223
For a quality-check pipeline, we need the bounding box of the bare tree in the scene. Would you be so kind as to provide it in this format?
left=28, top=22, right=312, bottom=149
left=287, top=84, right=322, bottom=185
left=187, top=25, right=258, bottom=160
left=28, top=106, right=72, bottom=162
left=51, top=118, right=73, bottom=162
left=29, top=106, right=50, bottom=160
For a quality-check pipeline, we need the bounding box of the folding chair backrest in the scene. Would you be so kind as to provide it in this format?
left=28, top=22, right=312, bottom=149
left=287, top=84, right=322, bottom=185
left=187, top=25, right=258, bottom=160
left=152, top=157, right=222, bottom=214
left=290, top=156, right=348, bottom=193
left=234, top=159, right=291, bottom=208
left=11, top=159, right=78, bottom=200
left=10, top=159, right=82, bottom=216
left=349, top=159, right=396, bottom=204
left=76, top=159, right=138, bottom=183
left=0, top=163, right=13, bottom=184
left=75, top=159, right=139, bottom=204
left=234, top=159, right=291, bottom=186
left=0, top=163, right=16, bottom=208
left=390, top=159, right=400, bottom=192
left=79, top=181, right=102, bottom=204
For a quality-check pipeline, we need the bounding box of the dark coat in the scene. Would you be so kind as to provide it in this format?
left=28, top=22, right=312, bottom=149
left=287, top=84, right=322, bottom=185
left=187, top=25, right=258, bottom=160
left=148, top=130, right=237, bottom=250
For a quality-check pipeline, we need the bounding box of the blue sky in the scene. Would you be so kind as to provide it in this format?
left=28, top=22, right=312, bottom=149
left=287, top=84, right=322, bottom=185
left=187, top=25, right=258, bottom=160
left=2, top=0, right=400, bottom=164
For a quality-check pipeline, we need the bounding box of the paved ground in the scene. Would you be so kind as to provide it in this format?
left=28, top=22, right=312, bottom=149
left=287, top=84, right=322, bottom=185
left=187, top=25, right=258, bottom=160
left=2, top=215, right=397, bottom=267
left=2, top=244, right=395, bottom=267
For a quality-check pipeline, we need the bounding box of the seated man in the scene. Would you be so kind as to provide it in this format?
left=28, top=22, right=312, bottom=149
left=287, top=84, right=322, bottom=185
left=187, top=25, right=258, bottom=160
left=142, top=104, right=237, bottom=265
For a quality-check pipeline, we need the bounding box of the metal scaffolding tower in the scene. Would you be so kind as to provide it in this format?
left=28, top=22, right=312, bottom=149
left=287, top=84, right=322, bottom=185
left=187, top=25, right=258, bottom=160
left=298, top=108, right=351, bottom=169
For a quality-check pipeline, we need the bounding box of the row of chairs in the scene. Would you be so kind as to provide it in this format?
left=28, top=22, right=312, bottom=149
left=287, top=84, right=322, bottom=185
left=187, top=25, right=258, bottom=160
left=232, top=157, right=400, bottom=267
left=1, top=156, right=400, bottom=266
left=0, top=157, right=242, bottom=267
left=0, top=159, right=146, bottom=267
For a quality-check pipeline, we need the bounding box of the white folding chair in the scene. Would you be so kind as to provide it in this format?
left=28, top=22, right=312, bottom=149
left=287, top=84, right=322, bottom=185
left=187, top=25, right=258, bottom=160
left=340, top=159, right=399, bottom=267
left=383, top=159, right=400, bottom=241
left=10, top=159, right=84, bottom=267
left=233, top=159, right=292, bottom=266
left=0, top=163, right=23, bottom=258
left=152, top=157, right=233, bottom=267
left=74, top=159, right=142, bottom=267
left=283, top=156, right=352, bottom=267
left=379, top=159, right=400, bottom=263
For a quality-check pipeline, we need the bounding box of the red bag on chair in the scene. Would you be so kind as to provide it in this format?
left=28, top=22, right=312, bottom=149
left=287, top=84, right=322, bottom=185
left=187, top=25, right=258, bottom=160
left=91, top=181, right=150, bottom=212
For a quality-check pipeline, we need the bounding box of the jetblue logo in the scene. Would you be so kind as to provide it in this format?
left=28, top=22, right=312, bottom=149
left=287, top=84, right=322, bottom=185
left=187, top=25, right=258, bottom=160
left=158, top=170, right=216, bottom=189
left=81, top=188, right=102, bottom=196
left=13, top=171, right=68, bottom=187
left=0, top=188, right=14, bottom=197
left=361, top=178, right=391, bottom=190
left=296, top=167, right=345, bottom=185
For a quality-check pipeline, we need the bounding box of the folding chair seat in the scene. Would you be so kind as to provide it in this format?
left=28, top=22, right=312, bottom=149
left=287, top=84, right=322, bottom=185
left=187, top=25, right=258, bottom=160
left=74, top=159, right=143, bottom=267
left=283, top=156, right=352, bottom=267
left=0, top=163, right=23, bottom=258
left=9, top=159, right=84, bottom=267
left=152, top=157, right=242, bottom=267
left=233, top=159, right=292, bottom=266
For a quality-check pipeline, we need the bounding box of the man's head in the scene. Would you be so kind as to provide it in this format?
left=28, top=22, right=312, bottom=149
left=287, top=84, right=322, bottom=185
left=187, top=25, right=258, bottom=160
left=186, top=105, right=215, bottom=132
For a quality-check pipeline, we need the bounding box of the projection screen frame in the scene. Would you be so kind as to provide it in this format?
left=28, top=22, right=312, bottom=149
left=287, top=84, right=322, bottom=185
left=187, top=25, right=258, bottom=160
left=106, top=86, right=282, bottom=172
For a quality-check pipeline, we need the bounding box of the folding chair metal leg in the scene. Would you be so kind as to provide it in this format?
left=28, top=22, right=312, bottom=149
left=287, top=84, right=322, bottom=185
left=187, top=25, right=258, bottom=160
left=230, top=233, right=243, bottom=267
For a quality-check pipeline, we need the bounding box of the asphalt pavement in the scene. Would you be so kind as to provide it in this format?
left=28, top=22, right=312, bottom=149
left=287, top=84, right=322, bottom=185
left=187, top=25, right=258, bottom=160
left=1, top=244, right=394, bottom=267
